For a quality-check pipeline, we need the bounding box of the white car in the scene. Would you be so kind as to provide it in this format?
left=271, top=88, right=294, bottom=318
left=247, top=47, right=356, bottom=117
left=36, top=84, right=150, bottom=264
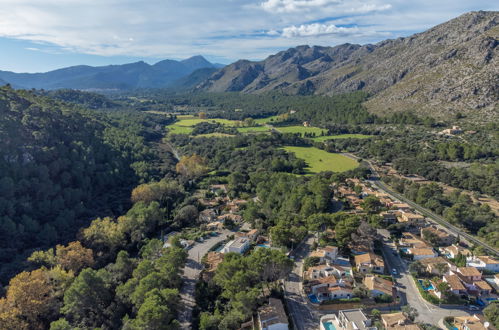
left=392, top=268, right=398, bottom=275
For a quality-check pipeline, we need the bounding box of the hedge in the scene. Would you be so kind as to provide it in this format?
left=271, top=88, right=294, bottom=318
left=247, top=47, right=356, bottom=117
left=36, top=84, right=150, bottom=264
left=412, top=276, right=440, bottom=305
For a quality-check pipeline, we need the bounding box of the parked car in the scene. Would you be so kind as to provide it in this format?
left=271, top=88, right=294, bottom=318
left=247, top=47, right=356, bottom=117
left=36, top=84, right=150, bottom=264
left=392, top=268, right=398, bottom=275
left=469, top=305, right=480, bottom=311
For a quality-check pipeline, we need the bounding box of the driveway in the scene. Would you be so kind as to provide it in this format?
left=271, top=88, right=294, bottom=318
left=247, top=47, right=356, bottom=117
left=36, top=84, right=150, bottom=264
left=178, top=229, right=230, bottom=329
left=378, top=229, right=471, bottom=326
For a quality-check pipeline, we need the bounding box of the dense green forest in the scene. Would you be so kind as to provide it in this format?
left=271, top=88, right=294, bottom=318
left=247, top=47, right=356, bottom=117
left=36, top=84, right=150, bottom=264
left=0, top=86, right=175, bottom=281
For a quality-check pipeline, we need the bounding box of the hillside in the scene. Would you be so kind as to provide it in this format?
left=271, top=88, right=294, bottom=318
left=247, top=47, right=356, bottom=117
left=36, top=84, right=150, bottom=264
left=0, top=86, right=173, bottom=281
left=0, top=55, right=219, bottom=90
left=198, top=11, right=498, bottom=120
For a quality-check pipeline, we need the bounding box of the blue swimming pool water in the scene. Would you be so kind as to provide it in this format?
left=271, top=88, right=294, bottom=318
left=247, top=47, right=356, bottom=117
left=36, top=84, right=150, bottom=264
left=308, top=294, right=320, bottom=304
left=418, top=279, right=435, bottom=291
left=323, top=322, right=336, bottom=330
left=256, top=244, right=270, bottom=248
left=486, top=298, right=498, bottom=301
left=400, top=248, right=410, bottom=253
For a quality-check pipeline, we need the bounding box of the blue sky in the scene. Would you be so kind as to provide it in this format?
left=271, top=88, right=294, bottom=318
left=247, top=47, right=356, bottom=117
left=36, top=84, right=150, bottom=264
left=0, top=0, right=496, bottom=73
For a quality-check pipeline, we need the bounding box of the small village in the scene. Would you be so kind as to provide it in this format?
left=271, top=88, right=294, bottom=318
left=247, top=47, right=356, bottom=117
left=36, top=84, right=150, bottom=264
left=163, top=177, right=499, bottom=330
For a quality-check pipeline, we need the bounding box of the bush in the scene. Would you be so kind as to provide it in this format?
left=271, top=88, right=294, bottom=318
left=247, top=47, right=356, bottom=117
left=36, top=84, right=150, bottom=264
left=320, top=297, right=361, bottom=305
left=443, top=316, right=454, bottom=330
left=374, top=294, right=393, bottom=303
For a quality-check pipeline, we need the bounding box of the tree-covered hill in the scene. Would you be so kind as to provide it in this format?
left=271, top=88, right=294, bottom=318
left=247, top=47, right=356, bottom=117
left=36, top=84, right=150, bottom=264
left=0, top=86, right=174, bottom=281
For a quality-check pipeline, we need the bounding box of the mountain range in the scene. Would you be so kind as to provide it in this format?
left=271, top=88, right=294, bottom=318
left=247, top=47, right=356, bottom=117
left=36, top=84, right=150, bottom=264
left=0, top=56, right=223, bottom=90
left=198, top=11, right=498, bottom=120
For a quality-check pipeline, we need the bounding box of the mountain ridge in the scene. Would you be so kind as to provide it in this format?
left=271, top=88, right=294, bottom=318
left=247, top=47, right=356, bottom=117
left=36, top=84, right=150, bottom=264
left=198, top=11, right=498, bottom=120
left=0, top=56, right=220, bottom=90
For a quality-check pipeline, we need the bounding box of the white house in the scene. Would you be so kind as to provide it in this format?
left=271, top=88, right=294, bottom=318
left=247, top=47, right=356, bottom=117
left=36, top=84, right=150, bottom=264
left=222, top=237, right=250, bottom=254
left=320, top=309, right=375, bottom=330
left=258, top=298, right=289, bottom=330
left=467, top=256, right=499, bottom=272
left=408, top=247, right=437, bottom=260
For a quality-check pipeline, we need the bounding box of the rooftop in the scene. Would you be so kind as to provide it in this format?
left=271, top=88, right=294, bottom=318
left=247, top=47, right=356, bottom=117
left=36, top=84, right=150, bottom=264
left=258, top=298, right=288, bottom=327
left=477, top=256, right=499, bottom=264
left=409, top=248, right=435, bottom=256
left=458, top=267, right=482, bottom=277
left=364, top=275, right=393, bottom=296
left=444, top=275, right=466, bottom=291
left=381, top=312, right=408, bottom=327
left=340, top=309, right=371, bottom=330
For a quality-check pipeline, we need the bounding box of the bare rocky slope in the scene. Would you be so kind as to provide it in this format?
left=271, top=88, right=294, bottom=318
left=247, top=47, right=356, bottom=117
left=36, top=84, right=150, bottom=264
left=198, top=11, right=498, bottom=120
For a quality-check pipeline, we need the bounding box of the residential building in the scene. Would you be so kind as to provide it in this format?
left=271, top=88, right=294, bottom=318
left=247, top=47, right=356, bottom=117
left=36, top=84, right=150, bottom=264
left=441, top=245, right=472, bottom=259
left=454, top=315, right=489, bottom=330
left=304, top=265, right=335, bottom=280
left=392, top=203, right=411, bottom=211
left=419, top=257, right=454, bottom=274
left=473, top=280, right=493, bottom=296
left=407, top=247, right=437, bottom=260
left=399, top=212, right=425, bottom=223
left=421, top=226, right=456, bottom=246
left=310, top=277, right=353, bottom=300
left=467, top=256, right=499, bottom=272
left=257, top=298, right=289, bottom=330
left=206, top=221, right=224, bottom=231
left=355, top=253, right=385, bottom=274
left=381, top=312, right=420, bottom=330
left=443, top=274, right=467, bottom=296
left=454, top=267, right=482, bottom=284
left=399, top=233, right=429, bottom=249
left=349, top=240, right=374, bottom=255
left=380, top=211, right=398, bottom=224
left=222, top=237, right=250, bottom=254
left=494, top=274, right=499, bottom=286
left=217, top=213, right=243, bottom=223
left=363, top=274, right=394, bottom=297
left=310, top=246, right=338, bottom=262
left=320, top=309, right=375, bottom=330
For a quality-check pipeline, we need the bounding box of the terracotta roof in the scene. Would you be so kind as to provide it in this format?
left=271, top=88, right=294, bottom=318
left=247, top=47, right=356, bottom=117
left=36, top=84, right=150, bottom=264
left=310, top=250, right=326, bottom=258
left=419, top=257, right=449, bottom=265
left=355, top=252, right=383, bottom=266
left=328, top=286, right=353, bottom=292
left=322, top=246, right=338, bottom=253
left=478, top=256, right=499, bottom=264
left=454, top=315, right=488, bottom=330
left=316, top=276, right=338, bottom=285
left=381, top=312, right=407, bottom=327
left=474, top=280, right=492, bottom=291
left=308, top=265, right=331, bottom=272
left=458, top=267, right=482, bottom=277
left=364, top=275, right=393, bottom=295
left=409, top=248, right=435, bottom=256
left=444, top=275, right=465, bottom=291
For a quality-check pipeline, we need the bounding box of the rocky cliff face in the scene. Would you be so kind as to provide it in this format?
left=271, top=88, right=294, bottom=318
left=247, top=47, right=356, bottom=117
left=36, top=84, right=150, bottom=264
left=198, top=11, right=498, bottom=120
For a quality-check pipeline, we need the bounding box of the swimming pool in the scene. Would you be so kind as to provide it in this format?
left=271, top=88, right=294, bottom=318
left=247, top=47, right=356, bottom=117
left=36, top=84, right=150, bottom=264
left=418, top=279, right=435, bottom=291
left=256, top=244, right=270, bottom=248
left=308, top=294, right=320, bottom=304
left=322, top=321, right=336, bottom=330
left=400, top=248, right=410, bottom=253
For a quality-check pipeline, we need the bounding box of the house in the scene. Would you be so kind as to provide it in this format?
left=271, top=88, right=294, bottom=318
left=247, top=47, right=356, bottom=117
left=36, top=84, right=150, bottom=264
left=217, top=213, right=243, bottom=224
left=421, top=226, right=456, bottom=246
left=206, top=221, right=224, bottom=231
left=320, top=309, right=375, bottom=330
left=381, top=312, right=419, bottom=330
left=399, top=212, right=425, bottom=223
left=310, top=276, right=353, bottom=300
left=324, top=286, right=354, bottom=300
left=441, top=245, right=472, bottom=259
left=199, top=209, right=217, bottom=223
left=355, top=253, right=385, bottom=274
left=407, top=247, right=437, bottom=260
left=222, top=237, right=250, bottom=254
left=454, top=267, right=482, bottom=284
left=305, top=265, right=337, bottom=280
left=363, top=275, right=394, bottom=297
left=443, top=275, right=467, bottom=296
left=494, top=274, right=499, bottom=286
left=310, top=246, right=338, bottom=262
left=349, top=240, right=374, bottom=255
left=419, top=257, right=454, bottom=274
left=391, top=203, right=411, bottom=211
left=473, top=280, right=493, bottom=296
left=209, top=184, right=228, bottom=194
left=257, top=298, right=289, bottom=330
left=380, top=211, right=398, bottom=224
left=467, top=256, right=499, bottom=272
left=454, top=315, right=489, bottom=330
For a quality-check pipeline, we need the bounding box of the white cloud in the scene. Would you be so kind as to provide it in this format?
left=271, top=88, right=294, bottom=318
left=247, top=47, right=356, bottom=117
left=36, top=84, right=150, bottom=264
left=0, top=0, right=496, bottom=67
left=281, top=23, right=358, bottom=37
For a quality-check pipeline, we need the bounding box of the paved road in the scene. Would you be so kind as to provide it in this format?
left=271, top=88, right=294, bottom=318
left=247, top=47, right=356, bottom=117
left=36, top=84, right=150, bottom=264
left=284, top=235, right=322, bottom=330
left=178, top=230, right=230, bottom=329
left=378, top=229, right=471, bottom=326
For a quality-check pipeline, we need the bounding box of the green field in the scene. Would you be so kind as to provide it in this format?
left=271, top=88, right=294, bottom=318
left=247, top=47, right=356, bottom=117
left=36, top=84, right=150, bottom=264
left=276, top=126, right=327, bottom=135
left=236, top=126, right=271, bottom=133
left=254, top=115, right=282, bottom=124
left=283, top=146, right=359, bottom=173
left=312, top=134, right=373, bottom=142
left=193, top=133, right=236, bottom=138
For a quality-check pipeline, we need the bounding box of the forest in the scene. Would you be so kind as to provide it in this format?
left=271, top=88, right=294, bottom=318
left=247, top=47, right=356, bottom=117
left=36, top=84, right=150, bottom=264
left=0, top=86, right=175, bottom=282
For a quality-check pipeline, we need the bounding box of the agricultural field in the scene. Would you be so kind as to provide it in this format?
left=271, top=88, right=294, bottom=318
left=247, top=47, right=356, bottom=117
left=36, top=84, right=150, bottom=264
left=283, top=146, right=359, bottom=173
left=236, top=126, right=271, bottom=133
left=276, top=126, right=327, bottom=135
left=312, top=134, right=373, bottom=142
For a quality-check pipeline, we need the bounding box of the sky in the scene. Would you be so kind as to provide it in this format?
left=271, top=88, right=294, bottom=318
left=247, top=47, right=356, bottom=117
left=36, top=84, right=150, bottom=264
left=0, top=0, right=497, bottom=73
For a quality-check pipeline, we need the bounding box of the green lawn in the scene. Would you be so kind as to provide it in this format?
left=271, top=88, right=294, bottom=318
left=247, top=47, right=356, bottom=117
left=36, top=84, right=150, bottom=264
left=283, top=146, right=359, bottom=173
left=167, top=125, right=194, bottom=135
left=276, top=126, right=327, bottom=135
left=312, top=134, right=373, bottom=142
left=254, top=115, right=282, bottom=124
left=193, top=133, right=236, bottom=138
